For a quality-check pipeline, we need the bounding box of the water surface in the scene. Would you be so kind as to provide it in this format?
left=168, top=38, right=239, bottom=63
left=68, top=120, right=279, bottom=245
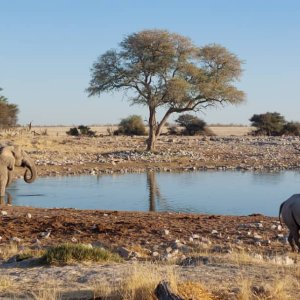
left=7, top=171, right=300, bottom=216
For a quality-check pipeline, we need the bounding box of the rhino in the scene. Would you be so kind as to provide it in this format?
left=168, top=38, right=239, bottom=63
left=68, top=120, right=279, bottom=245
left=279, top=194, right=300, bottom=252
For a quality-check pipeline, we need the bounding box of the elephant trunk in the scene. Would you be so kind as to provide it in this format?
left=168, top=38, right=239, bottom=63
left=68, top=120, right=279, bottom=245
left=22, top=155, right=37, bottom=183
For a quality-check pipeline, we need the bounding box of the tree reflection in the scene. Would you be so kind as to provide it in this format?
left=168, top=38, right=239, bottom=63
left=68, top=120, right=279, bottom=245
left=147, top=171, right=168, bottom=211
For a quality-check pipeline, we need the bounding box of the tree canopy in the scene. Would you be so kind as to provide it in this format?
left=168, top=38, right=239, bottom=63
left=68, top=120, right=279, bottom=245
left=87, top=29, right=245, bottom=150
left=0, top=88, right=19, bottom=128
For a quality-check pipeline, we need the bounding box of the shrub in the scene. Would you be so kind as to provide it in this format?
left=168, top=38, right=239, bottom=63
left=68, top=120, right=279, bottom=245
left=281, top=122, right=300, bottom=136
left=66, top=125, right=96, bottom=137
left=249, top=112, right=286, bottom=136
left=175, top=114, right=207, bottom=135
left=117, top=115, right=146, bottom=136
left=42, top=243, right=122, bottom=265
left=66, top=127, right=80, bottom=136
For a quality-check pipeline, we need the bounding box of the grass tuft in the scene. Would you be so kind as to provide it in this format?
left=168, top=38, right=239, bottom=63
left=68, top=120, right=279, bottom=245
left=0, top=276, right=14, bottom=292
left=42, top=243, right=122, bottom=265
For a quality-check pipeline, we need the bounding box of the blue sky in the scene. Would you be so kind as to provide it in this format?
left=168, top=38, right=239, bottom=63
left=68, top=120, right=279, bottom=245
left=1, top=0, right=299, bottom=125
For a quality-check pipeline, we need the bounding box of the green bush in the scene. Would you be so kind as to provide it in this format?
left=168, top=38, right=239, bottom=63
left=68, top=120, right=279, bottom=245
left=42, top=243, right=122, bottom=265
left=175, top=114, right=207, bottom=136
left=249, top=112, right=286, bottom=136
left=117, top=115, right=146, bottom=136
left=281, top=122, right=300, bottom=136
left=66, top=127, right=80, bottom=136
left=0, top=88, right=19, bottom=128
left=66, top=125, right=96, bottom=137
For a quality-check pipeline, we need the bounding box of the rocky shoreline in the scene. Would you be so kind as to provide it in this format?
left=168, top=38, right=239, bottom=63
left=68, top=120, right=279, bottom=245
left=9, top=135, right=300, bottom=179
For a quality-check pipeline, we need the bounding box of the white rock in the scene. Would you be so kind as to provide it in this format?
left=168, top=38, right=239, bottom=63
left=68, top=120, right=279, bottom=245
left=26, top=213, right=32, bottom=219
left=152, top=251, right=159, bottom=257
left=11, top=237, right=21, bottom=243
left=254, top=234, right=262, bottom=240
left=192, top=234, right=200, bottom=239
left=40, top=230, right=51, bottom=239
left=166, top=247, right=172, bottom=253
left=163, top=229, right=170, bottom=235
left=211, top=230, right=218, bottom=235
left=0, top=211, right=8, bottom=216
left=71, top=237, right=78, bottom=243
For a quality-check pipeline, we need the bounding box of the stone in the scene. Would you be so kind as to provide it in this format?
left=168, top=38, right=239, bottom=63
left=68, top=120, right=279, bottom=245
left=163, top=229, right=170, bottom=235
left=11, top=237, right=22, bottom=243
left=116, top=247, right=132, bottom=259
left=152, top=251, right=160, bottom=257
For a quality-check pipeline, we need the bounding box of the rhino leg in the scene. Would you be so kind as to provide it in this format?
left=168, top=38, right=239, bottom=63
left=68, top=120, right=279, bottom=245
left=288, top=232, right=297, bottom=252
left=289, top=228, right=300, bottom=252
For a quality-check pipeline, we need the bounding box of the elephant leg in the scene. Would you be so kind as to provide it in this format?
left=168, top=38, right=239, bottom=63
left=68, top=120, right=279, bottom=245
left=6, top=170, right=13, bottom=187
left=0, top=171, right=8, bottom=197
left=6, top=192, right=12, bottom=205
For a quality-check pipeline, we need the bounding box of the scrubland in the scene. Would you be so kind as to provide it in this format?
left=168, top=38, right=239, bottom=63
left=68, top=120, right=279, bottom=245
left=1, top=125, right=300, bottom=299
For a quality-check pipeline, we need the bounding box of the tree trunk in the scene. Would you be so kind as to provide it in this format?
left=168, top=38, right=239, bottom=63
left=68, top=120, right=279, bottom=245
left=155, top=108, right=174, bottom=138
left=147, top=108, right=157, bottom=151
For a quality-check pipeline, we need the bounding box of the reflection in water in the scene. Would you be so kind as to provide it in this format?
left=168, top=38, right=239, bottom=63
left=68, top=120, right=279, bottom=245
left=147, top=172, right=158, bottom=211
left=147, top=172, right=168, bottom=211
left=0, top=192, right=12, bottom=205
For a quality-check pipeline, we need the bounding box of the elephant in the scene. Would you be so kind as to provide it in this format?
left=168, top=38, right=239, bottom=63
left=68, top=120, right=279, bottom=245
left=279, top=194, right=300, bottom=252
left=0, top=144, right=37, bottom=200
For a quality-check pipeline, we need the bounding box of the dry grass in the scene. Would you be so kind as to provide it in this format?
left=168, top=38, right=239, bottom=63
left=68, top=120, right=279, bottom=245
left=0, top=243, right=45, bottom=261
left=93, top=263, right=215, bottom=300
left=30, top=279, right=61, bottom=300
left=0, top=276, right=14, bottom=292
left=236, top=275, right=294, bottom=300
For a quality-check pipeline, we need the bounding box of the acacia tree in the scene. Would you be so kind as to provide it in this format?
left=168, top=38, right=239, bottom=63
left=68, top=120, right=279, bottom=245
left=87, top=30, right=245, bottom=151
left=0, top=88, right=19, bottom=128
left=249, top=112, right=286, bottom=136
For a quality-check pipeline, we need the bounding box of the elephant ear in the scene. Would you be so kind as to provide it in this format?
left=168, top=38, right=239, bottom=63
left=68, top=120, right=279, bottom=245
left=0, top=147, right=15, bottom=170
left=11, top=145, right=23, bottom=167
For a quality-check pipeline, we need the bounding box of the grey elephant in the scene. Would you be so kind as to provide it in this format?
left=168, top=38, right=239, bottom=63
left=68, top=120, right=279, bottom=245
left=0, top=145, right=37, bottom=200
left=279, top=194, right=300, bottom=252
